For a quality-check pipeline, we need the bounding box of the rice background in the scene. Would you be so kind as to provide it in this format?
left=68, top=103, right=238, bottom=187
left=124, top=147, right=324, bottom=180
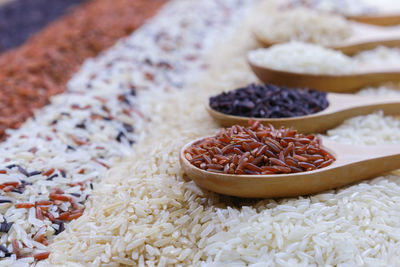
left=38, top=0, right=400, bottom=266
left=0, top=0, right=398, bottom=265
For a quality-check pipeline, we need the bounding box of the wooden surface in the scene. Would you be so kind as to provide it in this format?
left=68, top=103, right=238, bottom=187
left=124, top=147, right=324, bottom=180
left=207, top=93, right=400, bottom=133
left=180, top=139, right=400, bottom=198
left=248, top=61, right=400, bottom=92
left=255, top=21, right=400, bottom=55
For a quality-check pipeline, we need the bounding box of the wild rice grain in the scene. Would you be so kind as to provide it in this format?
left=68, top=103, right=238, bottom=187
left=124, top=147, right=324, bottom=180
left=11, top=239, right=20, bottom=258
left=33, top=251, right=50, bottom=260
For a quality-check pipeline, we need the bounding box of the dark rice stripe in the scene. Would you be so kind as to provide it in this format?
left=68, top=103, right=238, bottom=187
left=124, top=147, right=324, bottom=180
left=0, top=0, right=86, bottom=53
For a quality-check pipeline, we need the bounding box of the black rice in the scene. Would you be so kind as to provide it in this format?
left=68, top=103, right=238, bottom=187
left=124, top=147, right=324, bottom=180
left=209, top=83, right=329, bottom=118
left=123, top=123, right=134, bottom=133
left=0, top=220, right=13, bottom=233
left=21, top=180, right=33, bottom=186
left=75, top=122, right=86, bottom=129
left=6, top=164, right=16, bottom=169
left=67, top=145, right=76, bottom=151
left=17, top=166, right=29, bottom=177
left=53, top=220, right=65, bottom=235
left=28, top=171, right=42, bottom=177
left=0, top=244, right=8, bottom=253
left=46, top=174, right=59, bottom=181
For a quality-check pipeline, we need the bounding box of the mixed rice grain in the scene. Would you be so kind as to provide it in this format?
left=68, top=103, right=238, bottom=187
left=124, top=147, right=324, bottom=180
left=48, top=0, right=400, bottom=266
left=1, top=0, right=400, bottom=265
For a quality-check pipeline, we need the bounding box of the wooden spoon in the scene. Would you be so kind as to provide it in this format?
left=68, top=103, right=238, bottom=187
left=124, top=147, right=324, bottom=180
left=336, top=22, right=400, bottom=54
left=255, top=21, right=400, bottom=55
left=248, top=60, right=400, bottom=92
left=207, top=93, right=400, bottom=133
left=180, top=139, right=400, bottom=198
left=346, top=13, right=400, bottom=26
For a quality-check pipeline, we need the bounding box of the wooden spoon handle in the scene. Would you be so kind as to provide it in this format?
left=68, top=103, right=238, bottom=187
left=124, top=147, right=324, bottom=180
left=347, top=14, right=400, bottom=26
left=336, top=22, right=400, bottom=54
left=324, top=141, right=400, bottom=163
left=322, top=141, right=400, bottom=186
left=352, top=22, right=400, bottom=41
left=327, top=93, right=400, bottom=113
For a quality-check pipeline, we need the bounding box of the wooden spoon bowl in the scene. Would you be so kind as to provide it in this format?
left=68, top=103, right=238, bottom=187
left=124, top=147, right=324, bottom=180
left=207, top=93, right=400, bottom=133
left=248, top=60, right=400, bottom=92
left=254, top=21, right=400, bottom=55
left=180, top=138, right=400, bottom=198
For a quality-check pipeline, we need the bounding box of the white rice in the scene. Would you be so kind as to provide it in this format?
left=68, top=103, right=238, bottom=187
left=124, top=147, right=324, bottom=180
left=358, top=83, right=400, bottom=97
left=354, top=46, right=400, bottom=71
left=325, top=111, right=400, bottom=145
left=248, top=42, right=356, bottom=74
left=282, top=0, right=400, bottom=16
left=253, top=7, right=352, bottom=46
left=248, top=42, right=400, bottom=75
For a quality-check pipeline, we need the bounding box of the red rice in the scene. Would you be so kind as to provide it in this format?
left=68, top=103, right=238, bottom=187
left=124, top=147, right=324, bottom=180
left=185, top=120, right=335, bottom=174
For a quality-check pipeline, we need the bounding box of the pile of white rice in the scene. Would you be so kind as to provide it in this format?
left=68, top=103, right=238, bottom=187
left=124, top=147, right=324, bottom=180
left=248, top=42, right=356, bottom=74
left=325, top=111, right=400, bottom=145
left=358, top=82, right=400, bottom=97
left=281, top=0, right=400, bottom=16
left=253, top=7, right=352, bottom=46
left=248, top=42, right=400, bottom=75
left=354, top=46, right=400, bottom=71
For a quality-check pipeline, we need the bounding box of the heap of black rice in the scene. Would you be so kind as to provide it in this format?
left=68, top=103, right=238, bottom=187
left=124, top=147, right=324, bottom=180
left=209, top=83, right=329, bottom=118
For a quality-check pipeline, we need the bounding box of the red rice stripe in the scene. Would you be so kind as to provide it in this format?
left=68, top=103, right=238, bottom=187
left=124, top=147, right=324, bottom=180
left=0, top=0, right=169, bottom=140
